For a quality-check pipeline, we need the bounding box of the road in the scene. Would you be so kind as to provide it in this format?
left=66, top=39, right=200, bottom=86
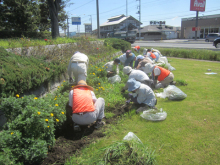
left=131, top=39, right=220, bottom=51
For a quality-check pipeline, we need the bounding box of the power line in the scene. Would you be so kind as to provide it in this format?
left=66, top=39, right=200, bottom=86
left=69, top=0, right=94, bottom=12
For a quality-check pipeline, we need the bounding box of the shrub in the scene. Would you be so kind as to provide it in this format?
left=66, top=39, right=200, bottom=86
left=0, top=47, right=67, bottom=98
left=104, top=38, right=131, bottom=52
left=0, top=84, right=69, bottom=164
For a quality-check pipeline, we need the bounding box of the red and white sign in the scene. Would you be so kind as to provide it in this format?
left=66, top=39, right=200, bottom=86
left=192, top=27, right=201, bottom=31
left=190, top=0, right=206, bottom=11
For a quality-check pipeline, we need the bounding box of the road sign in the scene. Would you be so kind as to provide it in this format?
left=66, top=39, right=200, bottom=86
left=72, top=17, right=81, bottom=25
left=190, top=0, right=206, bottom=12
left=192, top=27, right=201, bottom=31
left=84, top=24, right=92, bottom=33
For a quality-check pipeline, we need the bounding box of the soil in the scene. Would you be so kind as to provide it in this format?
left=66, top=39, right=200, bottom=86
left=40, top=102, right=134, bottom=165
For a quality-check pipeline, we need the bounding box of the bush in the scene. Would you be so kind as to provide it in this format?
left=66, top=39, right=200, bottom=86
left=156, top=47, right=220, bottom=61
left=104, top=38, right=131, bottom=52
left=0, top=47, right=67, bottom=98
left=0, top=85, right=69, bottom=164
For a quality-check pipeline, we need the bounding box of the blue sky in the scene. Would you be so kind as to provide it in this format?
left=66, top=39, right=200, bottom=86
left=64, top=0, right=220, bottom=33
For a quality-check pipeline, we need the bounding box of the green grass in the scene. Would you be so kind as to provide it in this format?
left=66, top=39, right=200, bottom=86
left=66, top=58, right=220, bottom=165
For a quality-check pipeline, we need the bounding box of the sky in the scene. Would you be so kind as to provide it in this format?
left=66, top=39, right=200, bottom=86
left=63, top=0, right=220, bottom=33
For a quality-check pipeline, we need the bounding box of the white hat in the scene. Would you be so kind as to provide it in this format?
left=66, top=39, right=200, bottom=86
left=136, top=55, right=144, bottom=60
left=123, top=66, right=132, bottom=75
left=144, top=63, right=155, bottom=74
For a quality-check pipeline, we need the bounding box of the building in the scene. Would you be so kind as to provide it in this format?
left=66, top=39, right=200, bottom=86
left=181, top=14, right=220, bottom=39
left=100, top=14, right=142, bottom=38
left=136, top=25, right=181, bottom=40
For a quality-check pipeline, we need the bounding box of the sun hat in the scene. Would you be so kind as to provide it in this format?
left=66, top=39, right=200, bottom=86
left=73, top=80, right=94, bottom=91
left=136, top=55, right=144, bottom=60
left=144, top=63, right=155, bottom=74
left=123, top=66, right=132, bottom=75
left=126, top=50, right=133, bottom=57
left=114, top=58, right=120, bottom=64
left=126, top=78, right=141, bottom=92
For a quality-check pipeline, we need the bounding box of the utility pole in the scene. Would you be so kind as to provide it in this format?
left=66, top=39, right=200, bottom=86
left=195, top=11, right=199, bottom=40
left=67, top=17, right=69, bottom=37
left=126, top=0, right=128, bottom=38
left=89, top=15, right=92, bottom=34
left=96, top=0, right=100, bottom=38
left=137, top=0, right=141, bottom=40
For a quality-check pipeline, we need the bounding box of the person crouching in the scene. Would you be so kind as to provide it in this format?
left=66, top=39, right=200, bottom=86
left=126, top=78, right=157, bottom=114
left=68, top=80, right=105, bottom=131
left=144, top=63, right=175, bottom=89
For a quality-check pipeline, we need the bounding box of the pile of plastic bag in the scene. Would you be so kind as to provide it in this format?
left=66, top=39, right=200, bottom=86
left=155, top=85, right=187, bottom=100
left=140, top=108, right=167, bottom=121
left=108, top=75, right=121, bottom=84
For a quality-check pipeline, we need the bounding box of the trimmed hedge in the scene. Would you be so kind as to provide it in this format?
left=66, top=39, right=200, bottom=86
left=104, top=38, right=131, bottom=52
left=0, top=47, right=67, bottom=98
left=152, top=47, right=220, bottom=61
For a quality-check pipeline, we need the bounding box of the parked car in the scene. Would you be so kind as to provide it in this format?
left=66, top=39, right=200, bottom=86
left=213, top=38, right=220, bottom=48
left=205, top=33, right=220, bottom=42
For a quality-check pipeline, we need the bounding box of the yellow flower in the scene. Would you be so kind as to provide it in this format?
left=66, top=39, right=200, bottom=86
left=98, top=83, right=100, bottom=85
left=90, top=73, right=91, bottom=74
left=93, top=73, right=95, bottom=75
left=102, top=66, right=104, bottom=67
left=99, top=87, right=100, bottom=89
left=16, top=94, right=19, bottom=98
left=11, top=132, right=14, bottom=135
left=56, top=119, right=59, bottom=122
left=37, top=112, right=41, bottom=115
left=50, top=113, right=54, bottom=117
left=58, top=86, right=60, bottom=88
left=22, top=97, right=23, bottom=99
left=55, top=104, right=58, bottom=107
left=63, top=80, right=65, bottom=82
left=61, top=84, right=63, bottom=86
left=45, top=119, right=48, bottom=122
left=54, top=98, right=57, bottom=100
left=102, top=88, right=105, bottom=90
left=98, top=77, right=99, bottom=78
left=47, top=126, right=50, bottom=128
left=96, top=89, right=98, bottom=91
left=55, top=96, right=57, bottom=98
left=34, top=97, right=38, bottom=100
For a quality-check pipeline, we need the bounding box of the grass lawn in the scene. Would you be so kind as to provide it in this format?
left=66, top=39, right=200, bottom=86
left=66, top=58, right=220, bottom=165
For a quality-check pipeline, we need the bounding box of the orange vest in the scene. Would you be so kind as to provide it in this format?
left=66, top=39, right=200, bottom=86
left=72, top=87, right=95, bottom=114
left=150, top=52, right=156, bottom=59
left=154, top=66, right=170, bottom=81
left=135, top=46, right=140, bottom=50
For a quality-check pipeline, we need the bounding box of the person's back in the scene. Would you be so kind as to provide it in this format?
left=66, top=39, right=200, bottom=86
left=129, top=70, right=149, bottom=82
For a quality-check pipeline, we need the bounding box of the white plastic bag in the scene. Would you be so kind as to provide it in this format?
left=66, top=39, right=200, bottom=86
left=156, top=85, right=187, bottom=100
left=123, top=132, right=142, bottom=144
left=166, top=63, right=176, bottom=71
left=108, top=75, right=121, bottom=84
left=140, top=108, right=167, bottom=121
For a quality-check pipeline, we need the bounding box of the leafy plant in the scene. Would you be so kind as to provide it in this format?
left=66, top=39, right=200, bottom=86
left=0, top=82, right=69, bottom=164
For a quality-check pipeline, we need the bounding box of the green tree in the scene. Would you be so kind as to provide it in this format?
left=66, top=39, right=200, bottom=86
left=0, top=0, right=40, bottom=32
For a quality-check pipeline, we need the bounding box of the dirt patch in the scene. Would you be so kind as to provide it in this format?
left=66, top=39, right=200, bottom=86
left=40, top=103, right=133, bottom=165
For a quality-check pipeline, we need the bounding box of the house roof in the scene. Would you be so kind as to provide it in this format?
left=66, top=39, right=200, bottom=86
left=100, top=15, right=142, bottom=27
left=134, top=25, right=181, bottom=33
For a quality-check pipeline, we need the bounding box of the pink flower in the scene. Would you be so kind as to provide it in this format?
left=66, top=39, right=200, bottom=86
left=97, top=48, right=99, bottom=50
left=44, top=39, right=47, bottom=41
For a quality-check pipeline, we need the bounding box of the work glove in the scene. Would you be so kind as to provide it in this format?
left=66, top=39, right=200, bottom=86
left=130, top=96, right=138, bottom=103
left=126, top=99, right=131, bottom=104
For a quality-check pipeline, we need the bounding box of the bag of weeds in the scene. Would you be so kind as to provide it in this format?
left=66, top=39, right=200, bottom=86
left=123, top=132, right=142, bottom=144
left=155, top=85, right=187, bottom=100
left=140, top=108, right=167, bottom=121
left=108, top=75, right=121, bottom=84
